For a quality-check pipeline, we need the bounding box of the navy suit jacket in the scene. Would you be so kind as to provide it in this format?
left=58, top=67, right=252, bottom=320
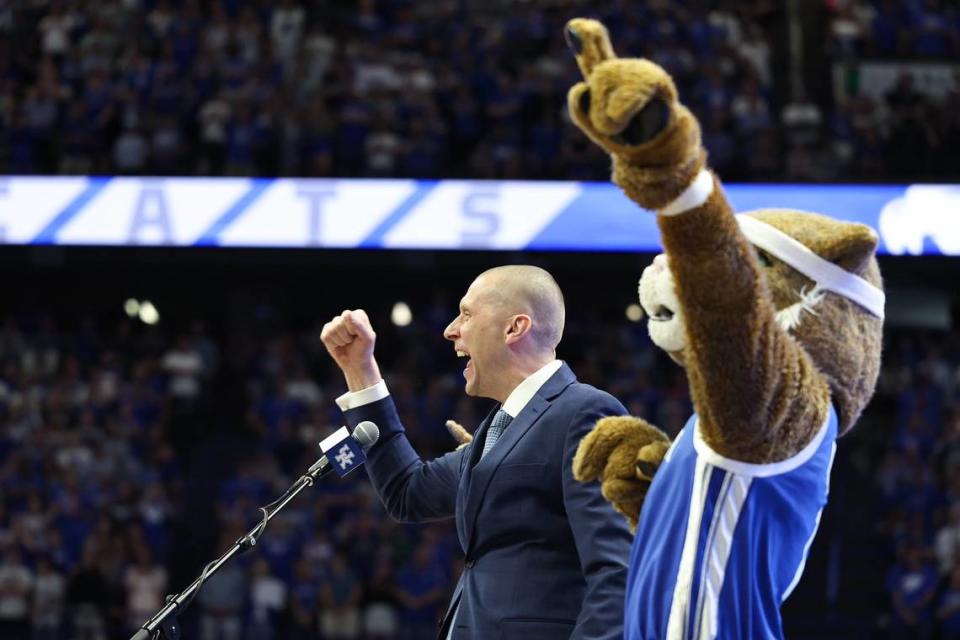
left=343, top=363, right=632, bottom=640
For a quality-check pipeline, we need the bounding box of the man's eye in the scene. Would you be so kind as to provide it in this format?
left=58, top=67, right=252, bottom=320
left=756, top=250, right=773, bottom=268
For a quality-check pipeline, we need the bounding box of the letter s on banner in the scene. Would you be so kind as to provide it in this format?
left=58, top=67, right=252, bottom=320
left=461, top=190, right=499, bottom=248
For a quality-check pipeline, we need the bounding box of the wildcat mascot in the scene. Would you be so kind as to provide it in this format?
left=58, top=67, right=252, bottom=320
left=564, top=19, right=885, bottom=640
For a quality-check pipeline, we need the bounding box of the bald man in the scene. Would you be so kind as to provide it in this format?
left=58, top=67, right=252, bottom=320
left=321, top=266, right=632, bottom=640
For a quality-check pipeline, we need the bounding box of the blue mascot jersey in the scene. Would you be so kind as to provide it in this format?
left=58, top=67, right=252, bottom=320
left=624, top=406, right=838, bottom=640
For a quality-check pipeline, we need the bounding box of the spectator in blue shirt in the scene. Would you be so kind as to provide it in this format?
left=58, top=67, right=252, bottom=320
left=393, top=541, right=447, bottom=640
left=888, top=545, right=940, bottom=638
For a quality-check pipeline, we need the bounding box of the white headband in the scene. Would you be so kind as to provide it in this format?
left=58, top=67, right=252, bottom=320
left=736, top=214, right=885, bottom=319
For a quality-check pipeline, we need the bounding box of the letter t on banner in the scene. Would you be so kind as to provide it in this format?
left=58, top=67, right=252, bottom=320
left=319, top=426, right=366, bottom=477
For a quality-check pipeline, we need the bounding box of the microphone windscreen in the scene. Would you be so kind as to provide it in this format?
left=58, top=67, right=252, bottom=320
left=353, top=421, right=380, bottom=449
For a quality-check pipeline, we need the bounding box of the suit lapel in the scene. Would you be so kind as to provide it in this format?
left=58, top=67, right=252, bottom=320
left=460, top=363, right=577, bottom=551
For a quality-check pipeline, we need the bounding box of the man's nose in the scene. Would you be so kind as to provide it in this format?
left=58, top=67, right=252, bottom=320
left=443, top=319, right=458, bottom=340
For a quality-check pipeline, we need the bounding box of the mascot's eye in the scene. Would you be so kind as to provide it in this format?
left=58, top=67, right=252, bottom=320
left=756, top=250, right=774, bottom=268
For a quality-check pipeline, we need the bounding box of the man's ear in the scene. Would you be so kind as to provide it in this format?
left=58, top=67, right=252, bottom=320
left=504, top=314, right=533, bottom=345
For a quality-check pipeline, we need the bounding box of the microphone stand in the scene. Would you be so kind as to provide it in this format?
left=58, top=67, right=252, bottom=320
left=129, top=457, right=335, bottom=640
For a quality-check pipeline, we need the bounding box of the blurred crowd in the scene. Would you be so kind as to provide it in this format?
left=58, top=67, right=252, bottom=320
left=821, top=0, right=960, bottom=180
left=827, top=0, right=960, bottom=59
left=0, top=0, right=957, bottom=182
left=873, top=331, right=960, bottom=640
left=0, top=305, right=456, bottom=640
left=4, top=289, right=960, bottom=638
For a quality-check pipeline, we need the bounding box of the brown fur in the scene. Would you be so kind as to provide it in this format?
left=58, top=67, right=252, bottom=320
left=566, top=19, right=884, bottom=521
left=749, top=210, right=883, bottom=435
left=573, top=416, right=670, bottom=531
left=659, top=190, right=831, bottom=462
left=564, top=19, right=706, bottom=210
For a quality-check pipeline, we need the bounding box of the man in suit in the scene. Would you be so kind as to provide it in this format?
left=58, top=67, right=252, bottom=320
left=320, top=265, right=632, bottom=639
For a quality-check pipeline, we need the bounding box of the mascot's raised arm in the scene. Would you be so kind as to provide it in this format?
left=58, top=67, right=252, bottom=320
left=565, top=18, right=884, bottom=640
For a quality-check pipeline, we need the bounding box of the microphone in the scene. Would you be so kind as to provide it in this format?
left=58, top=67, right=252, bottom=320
left=307, top=421, right=380, bottom=478
left=355, top=421, right=380, bottom=447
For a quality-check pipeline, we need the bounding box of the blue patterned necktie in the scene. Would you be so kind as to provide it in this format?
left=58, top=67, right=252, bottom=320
left=481, top=409, right=512, bottom=458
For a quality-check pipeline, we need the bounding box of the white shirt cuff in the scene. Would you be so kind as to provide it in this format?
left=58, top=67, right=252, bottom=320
left=335, top=380, right=390, bottom=411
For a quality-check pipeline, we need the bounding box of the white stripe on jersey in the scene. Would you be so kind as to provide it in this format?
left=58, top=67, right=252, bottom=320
left=691, top=472, right=733, bottom=636
left=697, top=474, right=752, bottom=639
left=665, top=463, right=754, bottom=640
left=667, top=458, right=713, bottom=640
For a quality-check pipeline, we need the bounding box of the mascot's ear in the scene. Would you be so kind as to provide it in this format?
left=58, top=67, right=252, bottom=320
left=820, top=222, right=879, bottom=274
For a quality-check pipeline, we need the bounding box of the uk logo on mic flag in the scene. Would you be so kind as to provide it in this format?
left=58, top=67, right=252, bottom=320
left=319, top=426, right=366, bottom=477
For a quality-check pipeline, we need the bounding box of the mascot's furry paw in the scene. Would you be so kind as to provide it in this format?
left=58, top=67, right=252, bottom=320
left=446, top=419, right=472, bottom=451
left=564, top=18, right=705, bottom=210
left=573, top=416, right=671, bottom=531
left=636, top=439, right=671, bottom=483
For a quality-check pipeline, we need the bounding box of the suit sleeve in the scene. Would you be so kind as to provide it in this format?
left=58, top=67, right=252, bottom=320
left=343, top=394, right=466, bottom=523
left=562, top=391, right=633, bottom=640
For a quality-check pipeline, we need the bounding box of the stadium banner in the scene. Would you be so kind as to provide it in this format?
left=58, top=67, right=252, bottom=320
left=832, top=60, right=960, bottom=102
left=0, top=176, right=956, bottom=255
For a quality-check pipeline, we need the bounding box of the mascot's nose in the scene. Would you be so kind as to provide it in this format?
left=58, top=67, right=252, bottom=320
left=652, top=254, right=668, bottom=272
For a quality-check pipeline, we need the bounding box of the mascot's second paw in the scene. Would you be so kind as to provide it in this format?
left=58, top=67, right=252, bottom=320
left=573, top=415, right=671, bottom=531
left=446, top=419, right=473, bottom=451
left=636, top=440, right=671, bottom=482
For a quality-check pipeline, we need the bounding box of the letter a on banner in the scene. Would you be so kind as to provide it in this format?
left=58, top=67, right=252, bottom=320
left=129, top=183, right=174, bottom=244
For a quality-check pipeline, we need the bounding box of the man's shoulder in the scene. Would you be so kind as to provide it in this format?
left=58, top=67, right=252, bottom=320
left=554, top=377, right=625, bottom=413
